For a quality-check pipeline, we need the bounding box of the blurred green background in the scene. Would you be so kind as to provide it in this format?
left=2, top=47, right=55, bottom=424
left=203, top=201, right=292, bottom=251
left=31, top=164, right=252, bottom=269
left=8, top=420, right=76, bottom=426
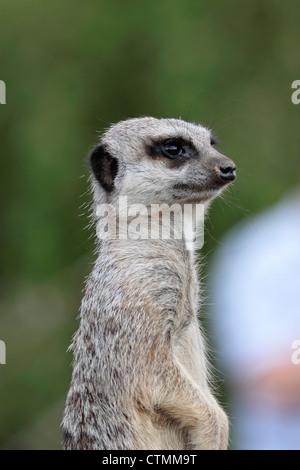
left=0, top=0, right=299, bottom=449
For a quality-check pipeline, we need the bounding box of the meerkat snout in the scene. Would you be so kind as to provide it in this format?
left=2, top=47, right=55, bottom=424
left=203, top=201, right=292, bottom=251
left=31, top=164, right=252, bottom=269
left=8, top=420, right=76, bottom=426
left=89, top=117, right=236, bottom=207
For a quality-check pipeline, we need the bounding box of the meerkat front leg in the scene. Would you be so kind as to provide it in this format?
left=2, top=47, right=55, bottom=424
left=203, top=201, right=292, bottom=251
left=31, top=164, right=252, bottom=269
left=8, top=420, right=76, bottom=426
left=152, top=359, right=229, bottom=450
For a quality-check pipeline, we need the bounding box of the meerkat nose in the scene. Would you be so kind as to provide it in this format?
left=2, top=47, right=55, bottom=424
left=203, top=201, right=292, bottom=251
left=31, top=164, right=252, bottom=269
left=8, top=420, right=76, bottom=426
left=217, top=162, right=236, bottom=182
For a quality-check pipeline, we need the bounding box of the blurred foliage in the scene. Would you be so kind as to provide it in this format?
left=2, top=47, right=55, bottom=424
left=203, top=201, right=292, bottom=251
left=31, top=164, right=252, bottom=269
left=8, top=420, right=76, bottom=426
left=0, top=0, right=299, bottom=449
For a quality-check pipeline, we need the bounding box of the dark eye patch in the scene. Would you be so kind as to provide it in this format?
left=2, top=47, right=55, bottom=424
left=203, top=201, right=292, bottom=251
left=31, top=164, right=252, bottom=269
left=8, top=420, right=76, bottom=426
left=145, top=136, right=197, bottom=168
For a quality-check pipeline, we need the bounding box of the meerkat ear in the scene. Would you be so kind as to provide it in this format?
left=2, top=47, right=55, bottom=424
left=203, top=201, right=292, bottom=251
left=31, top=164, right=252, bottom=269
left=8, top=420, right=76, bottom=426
left=89, top=144, right=119, bottom=193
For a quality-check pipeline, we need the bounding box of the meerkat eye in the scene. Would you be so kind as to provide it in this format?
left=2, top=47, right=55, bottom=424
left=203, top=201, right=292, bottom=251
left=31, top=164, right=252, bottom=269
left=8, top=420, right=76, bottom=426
left=162, top=140, right=184, bottom=158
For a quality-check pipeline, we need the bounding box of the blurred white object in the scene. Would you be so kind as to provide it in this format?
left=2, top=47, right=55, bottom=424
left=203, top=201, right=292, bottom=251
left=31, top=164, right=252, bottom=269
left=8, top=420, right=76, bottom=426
left=210, top=189, right=300, bottom=450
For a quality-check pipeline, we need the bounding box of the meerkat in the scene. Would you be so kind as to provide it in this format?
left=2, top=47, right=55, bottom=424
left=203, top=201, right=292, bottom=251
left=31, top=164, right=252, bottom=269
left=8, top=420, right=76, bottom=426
left=62, top=117, right=236, bottom=450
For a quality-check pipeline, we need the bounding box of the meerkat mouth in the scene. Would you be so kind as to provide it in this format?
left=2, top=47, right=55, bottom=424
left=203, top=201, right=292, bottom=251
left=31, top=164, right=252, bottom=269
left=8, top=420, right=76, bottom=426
left=172, top=187, right=223, bottom=204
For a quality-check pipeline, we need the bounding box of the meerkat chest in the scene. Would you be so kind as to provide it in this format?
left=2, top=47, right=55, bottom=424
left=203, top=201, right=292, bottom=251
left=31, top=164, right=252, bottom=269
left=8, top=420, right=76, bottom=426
left=186, top=252, right=200, bottom=309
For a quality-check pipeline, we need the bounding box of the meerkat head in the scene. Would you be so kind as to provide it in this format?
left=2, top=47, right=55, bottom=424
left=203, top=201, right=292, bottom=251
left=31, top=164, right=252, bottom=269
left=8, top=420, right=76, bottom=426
left=89, top=117, right=236, bottom=209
